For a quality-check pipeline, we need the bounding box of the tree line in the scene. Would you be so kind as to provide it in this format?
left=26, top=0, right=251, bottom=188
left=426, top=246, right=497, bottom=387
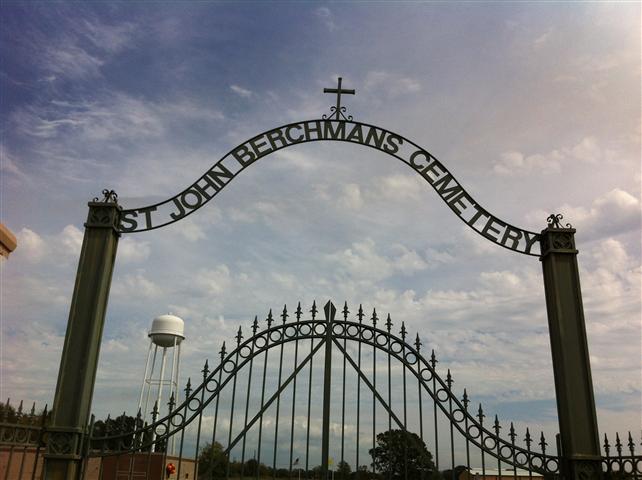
left=198, top=429, right=442, bottom=479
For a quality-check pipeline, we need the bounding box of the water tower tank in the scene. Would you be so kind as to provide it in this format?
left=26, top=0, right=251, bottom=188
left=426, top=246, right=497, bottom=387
left=149, top=314, right=185, bottom=347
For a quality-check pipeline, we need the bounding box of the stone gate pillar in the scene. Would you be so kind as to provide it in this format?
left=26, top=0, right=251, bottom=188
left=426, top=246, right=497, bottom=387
left=44, top=191, right=121, bottom=480
left=540, top=215, right=601, bottom=480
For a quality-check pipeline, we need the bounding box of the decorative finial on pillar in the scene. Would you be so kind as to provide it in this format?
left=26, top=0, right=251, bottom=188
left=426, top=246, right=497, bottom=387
left=93, top=189, right=119, bottom=204
left=546, top=213, right=572, bottom=229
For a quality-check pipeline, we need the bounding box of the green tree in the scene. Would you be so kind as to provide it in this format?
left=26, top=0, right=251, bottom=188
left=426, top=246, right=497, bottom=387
left=244, top=458, right=259, bottom=476
left=312, top=465, right=324, bottom=479
left=352, top=465, right=372, bottom=480
left=441, top=465, right=468, bottom=480
left=197, top=441, right=228, bottom=479
left=89, top=414, right=163, bottom=452
left=369, top=429, right=436, bottom=479
left=337, top=460, right=351, bottom=478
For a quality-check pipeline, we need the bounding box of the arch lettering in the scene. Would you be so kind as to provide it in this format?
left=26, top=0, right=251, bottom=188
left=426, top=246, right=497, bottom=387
left=119, top=120, right=540, bottom=256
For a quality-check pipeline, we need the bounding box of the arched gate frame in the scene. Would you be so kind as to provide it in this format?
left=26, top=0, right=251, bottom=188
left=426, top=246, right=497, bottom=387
left=86, top=300, right=565, bottom=480
left=43, top=79, right=602, bottom=480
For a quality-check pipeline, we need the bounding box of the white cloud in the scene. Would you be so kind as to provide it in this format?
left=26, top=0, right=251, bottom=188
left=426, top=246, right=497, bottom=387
left=494, top=136, right=606, bottom=176
left=43, top=44, right=104, bottom=79
left=59, top=225, right=84, bottom=256
left=271, top=149, right=321, bottom=171
left=194, top=265, right=233, bottom=296
left=314, top=7, right=336, bottom=32
left=170, top=219, right=207, bottom=242
left=326, top=239, right=429, bottom=282
left=338, top=183, right=363, bottom=210
left=527, top=188, right=640, bottom=240
left=228, top=201, right=281, bottom=224
left=76, top=19, right=137, bottom=54
left=30, top=16, right=139, bottom=81
left=118, top=237, right=152, bottom=263
left=12, top=96, right=163, bottom=141
left=12, top=94, right=223, bottom=143
left=112, top=271, right=160, bottom=298
left=364, top=71, right=421, bottom=97
left=14, top=225, right=150, bottom=266
left=230, top=85, right=253, bottom=98
left=391, top=244, right=429, bottom=272
left=0, top=145, right=28, bottom=181
left=376, top=174, right=424, bottom=200
left=533, top=28, right=553, bottom=48
left=15, top=228, right=46, bottom=263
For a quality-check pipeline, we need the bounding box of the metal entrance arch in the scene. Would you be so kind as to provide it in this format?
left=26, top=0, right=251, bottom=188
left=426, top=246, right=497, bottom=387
left=86, top=301, right=562, bottom=480
left=43, top=78, right=605, bottom=480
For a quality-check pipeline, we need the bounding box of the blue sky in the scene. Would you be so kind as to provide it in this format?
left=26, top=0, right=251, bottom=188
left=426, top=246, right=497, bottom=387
left=1, top=1, right=640, bottom=468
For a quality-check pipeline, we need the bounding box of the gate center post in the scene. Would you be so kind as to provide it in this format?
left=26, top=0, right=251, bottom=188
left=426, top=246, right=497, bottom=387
left=539, top=218, right=602, bottom=480
left=322, top=301, right=337, bottom=480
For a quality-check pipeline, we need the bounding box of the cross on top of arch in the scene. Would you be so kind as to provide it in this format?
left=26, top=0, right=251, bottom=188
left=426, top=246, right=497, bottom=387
left=323, top=77, right=355, bottom=121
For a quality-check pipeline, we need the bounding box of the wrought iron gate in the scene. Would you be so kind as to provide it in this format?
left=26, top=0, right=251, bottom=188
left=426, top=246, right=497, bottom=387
left=3, top=301, right=640, bottom=480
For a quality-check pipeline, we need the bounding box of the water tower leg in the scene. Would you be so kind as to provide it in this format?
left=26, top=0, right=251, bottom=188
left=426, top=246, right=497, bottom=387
left=156, top=347, right=169, bottom=411
left=143, top=345, right=159, bottom=422
left=168, top=337, right=178, bottom=455
left=138, top=341, right=154, bottom=413
left=152, top=347, right=168, bottom=452
left=174, top=343, right=182, bottom=403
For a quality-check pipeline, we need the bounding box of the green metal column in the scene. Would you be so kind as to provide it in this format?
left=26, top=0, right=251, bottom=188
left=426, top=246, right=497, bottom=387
left=321, top=301, right=336, bottom=480
left=44, top=193, right=121, bottom=480
left=540, top=217, right=601, bottom=480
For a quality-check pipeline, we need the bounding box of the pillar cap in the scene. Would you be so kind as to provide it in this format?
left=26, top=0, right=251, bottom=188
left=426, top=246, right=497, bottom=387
left=85, top=189, right=122, bottom=232
left=539, top=226, right=577, bottom=257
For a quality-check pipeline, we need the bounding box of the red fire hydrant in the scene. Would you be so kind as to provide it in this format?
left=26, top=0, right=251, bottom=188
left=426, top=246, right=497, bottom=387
left=166, top=463, right=176, bottom=478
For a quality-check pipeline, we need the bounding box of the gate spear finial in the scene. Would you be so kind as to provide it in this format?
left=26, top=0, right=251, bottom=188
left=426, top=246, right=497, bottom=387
left=477, top=404, right=485, bottom=424
left=615, top=433, right=623, bottom=455
left=430, top=349, right=437, bottom=368
left=399, top=321, right=407, bottom=339
left=184, top=377, right=192, bottom=397
left=493, top=415, right=501, bottom=436
left=342, top=301, right=349, bottom=321
left=603, top=433, right=611, bottom=456
left=539, top=432, right=547, bottom=454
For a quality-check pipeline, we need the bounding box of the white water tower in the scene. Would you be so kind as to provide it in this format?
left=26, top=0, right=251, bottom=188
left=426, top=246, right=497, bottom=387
left=138, top=314, right=185, bottom=425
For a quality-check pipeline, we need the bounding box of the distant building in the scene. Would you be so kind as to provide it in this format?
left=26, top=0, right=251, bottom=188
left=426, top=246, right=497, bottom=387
left=0, top=449, right=195, bottom=480
left=0, top=223, right=17, bottom=259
